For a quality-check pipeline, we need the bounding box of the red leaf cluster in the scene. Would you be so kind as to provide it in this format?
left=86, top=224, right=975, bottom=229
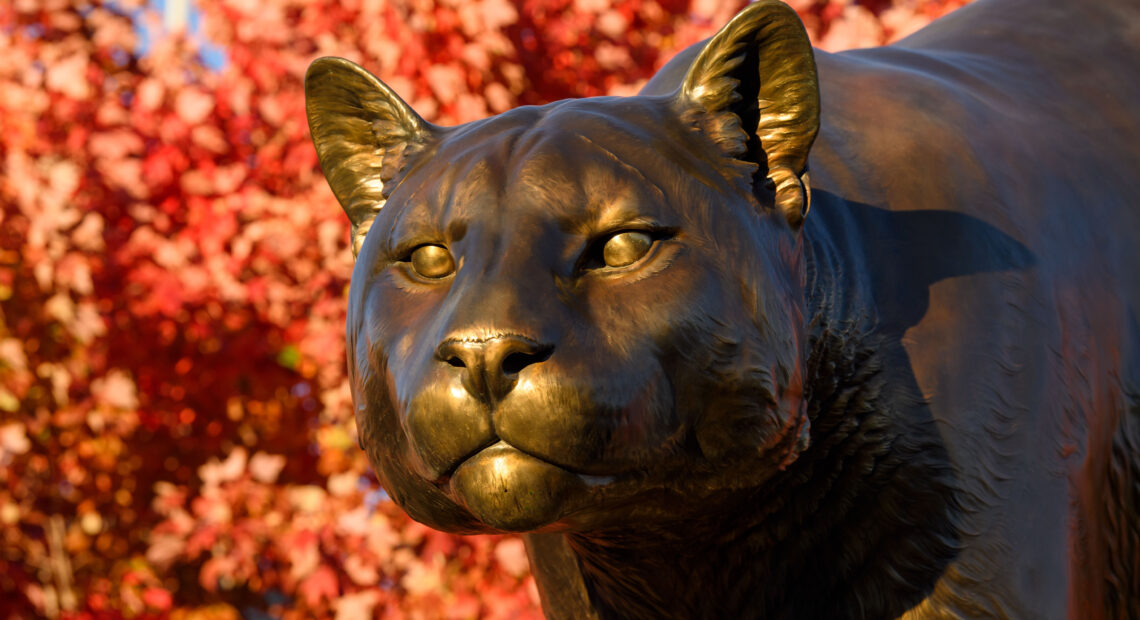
left=0, top=0, right=969, bottom=617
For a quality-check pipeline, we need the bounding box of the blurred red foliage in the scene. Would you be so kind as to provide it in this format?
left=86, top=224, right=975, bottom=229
left=0, top=0, right=969, bottom=617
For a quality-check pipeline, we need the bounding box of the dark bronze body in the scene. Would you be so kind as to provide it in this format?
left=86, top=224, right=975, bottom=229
left=305, top=0, right=1140, bottom=616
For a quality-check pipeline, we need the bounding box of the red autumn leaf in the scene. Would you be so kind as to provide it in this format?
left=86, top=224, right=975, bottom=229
left=298, top=564, right=339, bottom=608
left=175, top=88, right=215, bottom=124
left=142, top=587, right=174, bottom=610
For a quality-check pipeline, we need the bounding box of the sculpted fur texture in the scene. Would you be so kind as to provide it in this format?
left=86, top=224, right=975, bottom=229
left=305, top=0, right=1140, bottom=617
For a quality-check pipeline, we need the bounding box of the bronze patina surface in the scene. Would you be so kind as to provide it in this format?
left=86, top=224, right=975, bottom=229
left=304, top=0, right=1140, bottom=616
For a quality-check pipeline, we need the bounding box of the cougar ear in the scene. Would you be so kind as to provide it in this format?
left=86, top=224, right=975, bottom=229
left=305, top=57, right=437, bottom=256
left=677, top=0, right=820, bottom=229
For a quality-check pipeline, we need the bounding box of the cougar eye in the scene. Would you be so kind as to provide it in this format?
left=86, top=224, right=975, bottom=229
left=409, top=244, right=455, bottom=279
left=602, top=231, right=653, bottom=268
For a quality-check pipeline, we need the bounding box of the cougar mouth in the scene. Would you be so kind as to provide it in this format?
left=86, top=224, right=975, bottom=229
left=444, top=441, right=615, bottom=532
left=435, top=436, right=620, bottom=483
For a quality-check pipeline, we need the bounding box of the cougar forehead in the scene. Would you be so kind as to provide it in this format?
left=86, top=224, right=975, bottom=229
left=376, top=97, right=751, bottom=245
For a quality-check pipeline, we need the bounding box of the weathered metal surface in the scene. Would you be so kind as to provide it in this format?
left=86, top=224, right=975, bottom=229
left=305, top=0, right=1140, bottom=616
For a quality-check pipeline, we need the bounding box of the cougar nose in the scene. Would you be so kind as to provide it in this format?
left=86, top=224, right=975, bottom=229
left=436, top=335, right=552, bottom=403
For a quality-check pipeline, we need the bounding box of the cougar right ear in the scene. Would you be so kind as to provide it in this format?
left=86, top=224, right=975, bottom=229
left=676, top=0, right=819, bottom=229
left=305, top=57, right=437, bottom=256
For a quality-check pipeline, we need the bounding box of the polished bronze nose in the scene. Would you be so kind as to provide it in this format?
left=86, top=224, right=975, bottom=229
left=436, top=335, right=552, bottom=402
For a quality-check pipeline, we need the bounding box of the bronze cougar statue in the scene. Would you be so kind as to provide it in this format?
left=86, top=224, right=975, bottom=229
left=305, top=0, right=1140, bottom=616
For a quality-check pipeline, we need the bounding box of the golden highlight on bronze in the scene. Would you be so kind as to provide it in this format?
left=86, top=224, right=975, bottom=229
left=306, top=0, right=1140, bottom=617
left=409, top=244, right=455, bottom=278
left=601, top=231, right=652, bottom=268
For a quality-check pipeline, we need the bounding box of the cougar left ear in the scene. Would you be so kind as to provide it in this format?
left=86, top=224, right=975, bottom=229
left=677, top=0, right=820, bottom=229
left=306, top=57, right=438, bottom=256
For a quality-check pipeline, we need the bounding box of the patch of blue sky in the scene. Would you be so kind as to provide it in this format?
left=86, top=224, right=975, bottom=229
left=135, top=0, right=228, bottom=71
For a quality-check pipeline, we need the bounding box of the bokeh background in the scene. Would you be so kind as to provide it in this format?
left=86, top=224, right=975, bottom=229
left=1, top=0, right=971, bottom=617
